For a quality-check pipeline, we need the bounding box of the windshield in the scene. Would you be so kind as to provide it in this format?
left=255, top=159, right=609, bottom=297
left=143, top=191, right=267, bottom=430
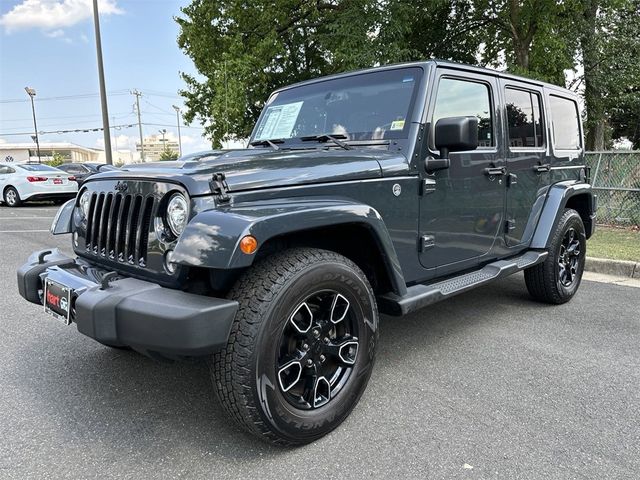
left=16, top=164, right=61, bottom=172
left=252, top=67, right=423, bottom=144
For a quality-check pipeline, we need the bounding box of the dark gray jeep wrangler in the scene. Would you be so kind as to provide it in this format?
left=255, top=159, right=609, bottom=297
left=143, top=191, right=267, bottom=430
left=17, top=61, right=596, bottom=445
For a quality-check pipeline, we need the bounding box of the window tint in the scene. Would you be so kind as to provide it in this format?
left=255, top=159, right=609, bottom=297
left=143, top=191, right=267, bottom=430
left=505, top=88, right=544, bottom=148
left=433, top=77, right=493, bottom=147
left=549, top=95, right=581, bottom=149
left=60, top=164, right=85, bottom=174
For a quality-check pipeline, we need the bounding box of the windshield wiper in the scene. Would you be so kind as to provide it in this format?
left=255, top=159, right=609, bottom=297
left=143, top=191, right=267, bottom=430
left=250, top=138, right=284, bottom=150
left=300, top=133, right=352, bottom=150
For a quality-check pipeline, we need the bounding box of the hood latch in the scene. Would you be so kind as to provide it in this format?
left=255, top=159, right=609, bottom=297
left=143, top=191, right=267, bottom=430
left=210, top=172, right=231, bottom=204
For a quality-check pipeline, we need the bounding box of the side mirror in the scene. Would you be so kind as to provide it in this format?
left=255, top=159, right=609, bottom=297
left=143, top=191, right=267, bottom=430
left=425, top=116, right=479, bottom=172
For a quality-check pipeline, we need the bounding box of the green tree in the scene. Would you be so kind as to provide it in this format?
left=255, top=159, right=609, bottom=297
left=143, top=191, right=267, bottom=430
left=176, top=0, right=639, bottom=149
left=45, top=152, right=65, bottom=167
left=176, top=0, right=381, bottom=146
left=577, top=0, right=640, bottom=149
left=159, top=148, right=179, bottom=161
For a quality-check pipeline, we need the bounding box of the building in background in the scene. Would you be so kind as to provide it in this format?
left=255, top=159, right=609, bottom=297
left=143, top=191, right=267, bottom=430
left=0, top=142, right=99, bottom=164
left=136, top=134, right=179, bottom=161
left=0, top=142, right=139, bottom=165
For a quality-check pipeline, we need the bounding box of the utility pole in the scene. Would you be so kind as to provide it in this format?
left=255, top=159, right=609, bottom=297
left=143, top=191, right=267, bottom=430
left=172, top=105, right=182, bottom=157
left=159, top=129, right=166, bottom=145
left=92, top=0, right=112, bottom=165
left=24, top=87, right=41, bottom=163
left=131, top=89, right=144, bottom=162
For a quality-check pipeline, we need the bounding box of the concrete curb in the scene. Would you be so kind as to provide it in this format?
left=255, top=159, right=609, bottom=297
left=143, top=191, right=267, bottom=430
left=585, top=257, right=640, bottom=278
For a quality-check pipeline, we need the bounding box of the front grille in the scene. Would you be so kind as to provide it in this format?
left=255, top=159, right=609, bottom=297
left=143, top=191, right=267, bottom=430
left=84, top=191, right=155, bottom=267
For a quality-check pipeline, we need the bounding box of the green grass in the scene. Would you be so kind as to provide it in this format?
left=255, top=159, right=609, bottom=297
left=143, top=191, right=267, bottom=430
left=587, top=227, right=640, bottom=261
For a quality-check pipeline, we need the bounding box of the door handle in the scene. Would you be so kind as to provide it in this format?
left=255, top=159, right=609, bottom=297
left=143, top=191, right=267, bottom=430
left=533, top=163, right=551, bottom=173
left=483, top=166, right=506, bottom=176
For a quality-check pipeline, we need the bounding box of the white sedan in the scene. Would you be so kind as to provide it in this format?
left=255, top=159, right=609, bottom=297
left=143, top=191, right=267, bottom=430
left=0, top=163, right=78, bottom=207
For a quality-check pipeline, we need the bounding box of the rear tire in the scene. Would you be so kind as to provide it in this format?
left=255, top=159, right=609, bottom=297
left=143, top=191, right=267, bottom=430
left=3, top=186, right=22, bottom=207
left=525, top=208, right=586, bottom=304
left=211, top=248, right=378, bottom=446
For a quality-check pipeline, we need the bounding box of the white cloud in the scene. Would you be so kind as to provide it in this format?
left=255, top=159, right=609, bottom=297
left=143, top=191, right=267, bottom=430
left=0, top=0, right=123, bottom=34
left=45, top=28, right=65, bottom=37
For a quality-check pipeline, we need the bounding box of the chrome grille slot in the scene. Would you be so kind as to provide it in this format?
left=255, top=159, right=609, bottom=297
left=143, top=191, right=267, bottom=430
left=84, top=190, right=155, bottom=267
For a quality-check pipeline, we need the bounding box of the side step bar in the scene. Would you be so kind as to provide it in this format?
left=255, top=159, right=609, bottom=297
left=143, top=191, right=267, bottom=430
left=378, top=250, right=548, bottom=316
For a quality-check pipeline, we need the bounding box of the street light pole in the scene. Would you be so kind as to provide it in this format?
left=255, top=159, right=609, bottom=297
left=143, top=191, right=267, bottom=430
left=159, top=129, right=166, bottom=145
left=24, top=87, right=41, bottom=163
left=172, top=105, right=182, bottom=157
left=92, top=0, right=113, bottom=165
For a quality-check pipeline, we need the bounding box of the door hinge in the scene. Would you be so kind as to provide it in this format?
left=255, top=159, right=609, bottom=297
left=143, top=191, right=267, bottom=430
left=420, top=177, right=436, bottom=196
left=419, top=235, right=435, bottom=252
left=505, top=219, right=516, bottom=232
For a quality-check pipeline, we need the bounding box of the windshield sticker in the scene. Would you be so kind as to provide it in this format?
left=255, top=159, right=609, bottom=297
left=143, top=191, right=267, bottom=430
left=402, top=76, right=414, bottom=83
left=255, top=101, right=303, bottom=140
left=390, top=119, right=405, bottom=131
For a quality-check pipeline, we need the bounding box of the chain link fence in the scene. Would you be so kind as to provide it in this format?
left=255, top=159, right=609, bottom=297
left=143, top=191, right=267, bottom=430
left=585, top=151, right=640, bottom=226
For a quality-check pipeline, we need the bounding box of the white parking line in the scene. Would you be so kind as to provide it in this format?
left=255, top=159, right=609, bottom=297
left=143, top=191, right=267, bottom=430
left=0, top=216, right=55, bottom=220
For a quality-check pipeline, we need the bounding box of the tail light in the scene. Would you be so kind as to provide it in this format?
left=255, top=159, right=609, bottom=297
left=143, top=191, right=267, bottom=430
left=27, top=176, right=48, bottom=182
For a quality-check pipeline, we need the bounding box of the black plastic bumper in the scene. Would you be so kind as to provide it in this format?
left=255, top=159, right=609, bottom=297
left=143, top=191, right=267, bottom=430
left=17, top=249, right=238, bottom=358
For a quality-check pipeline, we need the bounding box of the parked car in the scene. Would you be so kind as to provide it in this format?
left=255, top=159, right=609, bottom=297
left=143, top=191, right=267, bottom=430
left=0, top=163, right=78, bottom=207
left=57, top=162, right=119, bottom=185
left=17, top=60, right=596, bottom=445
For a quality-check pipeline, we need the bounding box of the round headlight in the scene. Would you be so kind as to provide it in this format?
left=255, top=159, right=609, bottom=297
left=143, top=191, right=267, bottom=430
left=79, top=191, right=91, bottom=219
left=166, top=193, right=188, bottom=236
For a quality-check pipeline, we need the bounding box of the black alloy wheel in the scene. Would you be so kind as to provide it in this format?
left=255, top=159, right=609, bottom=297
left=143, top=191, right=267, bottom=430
left=557, top=228, right=581, bottom=287
left=525, top=208, right=586, bottom=304
left=211, top=248, right=378, bottom=445
left=277, top=290, right=359, bottom=410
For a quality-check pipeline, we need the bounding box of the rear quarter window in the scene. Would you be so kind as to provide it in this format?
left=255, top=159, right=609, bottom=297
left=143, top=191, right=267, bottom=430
left=549, top=95, right=581, bottom=150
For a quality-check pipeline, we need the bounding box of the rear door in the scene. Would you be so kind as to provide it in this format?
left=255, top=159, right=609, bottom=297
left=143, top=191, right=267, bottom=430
left=500, top=81, right=550, bottom=247
left=419, top=69, right=505, bottom=273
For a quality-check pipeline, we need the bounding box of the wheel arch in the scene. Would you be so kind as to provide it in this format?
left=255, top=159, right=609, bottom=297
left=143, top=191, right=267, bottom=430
left=530, top=181, right=596, bottom=249
left=171, top=198, right=407, bottom=296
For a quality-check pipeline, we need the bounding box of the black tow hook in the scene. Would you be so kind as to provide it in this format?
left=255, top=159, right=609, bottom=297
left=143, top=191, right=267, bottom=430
left=100, top=271, right=119, bottom=290
left=37, top=250, right=52, bottom=264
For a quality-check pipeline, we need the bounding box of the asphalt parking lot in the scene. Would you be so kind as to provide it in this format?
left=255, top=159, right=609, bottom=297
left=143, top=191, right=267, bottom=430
left=1, top=204, right=639, bottom=480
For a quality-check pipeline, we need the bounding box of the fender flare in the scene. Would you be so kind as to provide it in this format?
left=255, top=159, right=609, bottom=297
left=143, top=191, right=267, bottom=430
left=172, top=197, right=407, bottom=295
left=530, top=181, right=596, bottom=249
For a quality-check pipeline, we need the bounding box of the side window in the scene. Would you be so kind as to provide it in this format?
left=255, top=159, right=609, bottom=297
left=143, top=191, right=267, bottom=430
left=432, top=77, right=494, bottom=147
left=549, top=95, right=581, bottom=150
left=505, top=88, right=545, bottom=148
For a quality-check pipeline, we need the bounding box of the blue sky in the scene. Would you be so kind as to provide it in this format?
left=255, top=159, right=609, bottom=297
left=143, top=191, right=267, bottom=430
left=0, top=0, right=211, bottom=154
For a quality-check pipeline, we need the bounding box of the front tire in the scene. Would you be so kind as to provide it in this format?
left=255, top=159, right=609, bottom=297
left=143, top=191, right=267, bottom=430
left=525, top=208, right=586, bottom=304
left=211, top=248, right=379, bottom=446
left=3, top=186, right=22, bottom=207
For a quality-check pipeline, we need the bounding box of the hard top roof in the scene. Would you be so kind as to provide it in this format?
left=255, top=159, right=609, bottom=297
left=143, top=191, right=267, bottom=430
left=274, top=59, right=577, bottom=98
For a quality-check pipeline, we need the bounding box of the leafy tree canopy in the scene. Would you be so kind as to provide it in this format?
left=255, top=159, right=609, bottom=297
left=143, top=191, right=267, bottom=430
left=176, top=0, right=640, bottom=149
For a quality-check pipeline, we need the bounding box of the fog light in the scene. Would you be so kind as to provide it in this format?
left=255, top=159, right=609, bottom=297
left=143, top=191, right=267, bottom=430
left=164, top=249, right=177, bottom=274
left=239, top=235, right=258, bottom=254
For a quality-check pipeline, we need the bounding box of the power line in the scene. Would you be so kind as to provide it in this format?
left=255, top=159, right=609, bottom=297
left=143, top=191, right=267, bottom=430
left=0, top=123, right=138, bottom=136
left=0, top=90, right=130, bottom=104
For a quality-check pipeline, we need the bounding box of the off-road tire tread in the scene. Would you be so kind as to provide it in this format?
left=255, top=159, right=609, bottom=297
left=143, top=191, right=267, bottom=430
left=525, top=208, right=584, bottom=304
left=211, top=247, right=374, bottom=446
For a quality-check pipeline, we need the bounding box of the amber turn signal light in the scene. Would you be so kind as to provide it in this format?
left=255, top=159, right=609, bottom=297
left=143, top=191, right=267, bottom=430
left=240, top=235, right=258, bottom=254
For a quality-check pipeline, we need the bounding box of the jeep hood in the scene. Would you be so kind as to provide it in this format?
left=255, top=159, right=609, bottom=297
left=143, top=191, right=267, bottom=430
left=94, top=148, right=407, bottom=196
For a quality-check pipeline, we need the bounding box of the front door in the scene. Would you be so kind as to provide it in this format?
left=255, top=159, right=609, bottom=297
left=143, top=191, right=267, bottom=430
left=501, top=81, right=549, bottom=247
left=419, top=70, right=505, bottom=274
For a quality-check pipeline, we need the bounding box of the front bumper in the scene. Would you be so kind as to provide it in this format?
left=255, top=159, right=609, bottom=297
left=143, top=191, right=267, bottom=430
left=17, top=249, right=238, bottom=358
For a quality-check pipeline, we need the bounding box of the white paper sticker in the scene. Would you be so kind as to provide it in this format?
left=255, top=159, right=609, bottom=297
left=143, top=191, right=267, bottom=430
left=255, top=101, right=304, bottom=140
